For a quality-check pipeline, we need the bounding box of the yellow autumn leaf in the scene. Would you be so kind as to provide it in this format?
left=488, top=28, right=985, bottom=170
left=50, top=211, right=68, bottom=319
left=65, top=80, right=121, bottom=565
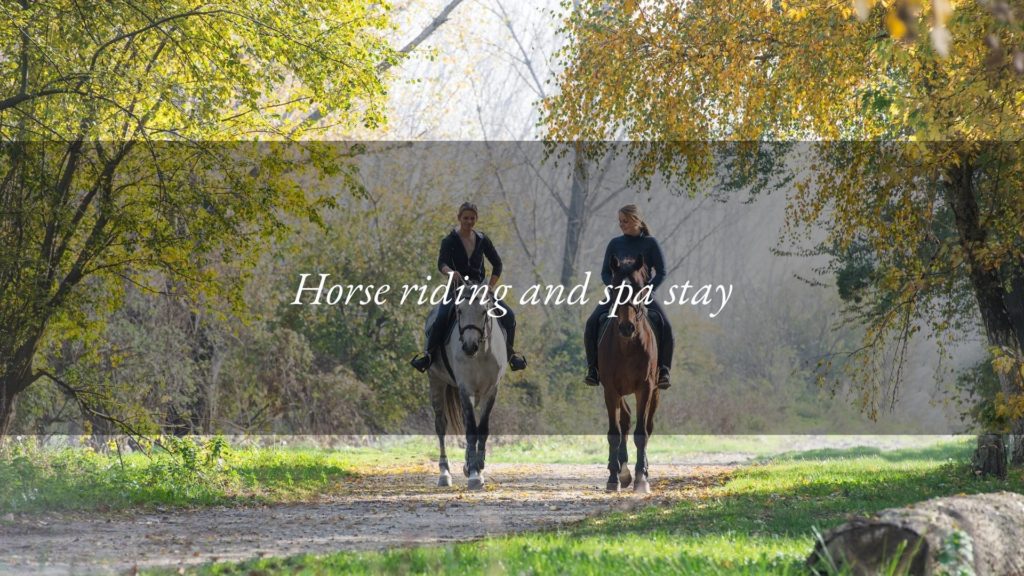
left=886, top=8, right=908, bottom=40
left=992, top=355, right=1016, bottom=375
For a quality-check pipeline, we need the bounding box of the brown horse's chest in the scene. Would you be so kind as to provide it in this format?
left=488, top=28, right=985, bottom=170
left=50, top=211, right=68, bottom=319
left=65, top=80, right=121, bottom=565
left=598, top=320, right=658, bottom=394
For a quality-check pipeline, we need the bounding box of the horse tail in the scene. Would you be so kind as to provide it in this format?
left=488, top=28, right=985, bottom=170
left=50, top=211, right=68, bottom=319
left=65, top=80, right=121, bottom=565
left=445, top=384, right=464, bottom=435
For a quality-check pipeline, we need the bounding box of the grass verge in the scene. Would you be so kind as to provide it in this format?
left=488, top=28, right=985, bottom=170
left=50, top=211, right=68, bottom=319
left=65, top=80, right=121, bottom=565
left=0, top=437, right=355, bottom=512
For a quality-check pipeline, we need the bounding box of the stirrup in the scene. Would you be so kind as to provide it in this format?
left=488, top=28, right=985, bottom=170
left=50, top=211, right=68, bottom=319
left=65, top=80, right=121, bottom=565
left=410, top=353, right=432, bottom=373
left=585, top=366, right=600, bottom=386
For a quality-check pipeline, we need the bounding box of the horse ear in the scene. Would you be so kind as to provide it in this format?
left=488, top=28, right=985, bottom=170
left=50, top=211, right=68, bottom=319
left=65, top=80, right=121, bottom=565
left=636, top=254, right=645, bottom=269
left=610, top=255, right=620, bottom=272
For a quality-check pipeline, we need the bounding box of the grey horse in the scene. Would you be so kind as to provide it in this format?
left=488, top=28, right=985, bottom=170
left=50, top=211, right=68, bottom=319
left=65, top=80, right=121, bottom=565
left=427, top=283, right=506, bottom=490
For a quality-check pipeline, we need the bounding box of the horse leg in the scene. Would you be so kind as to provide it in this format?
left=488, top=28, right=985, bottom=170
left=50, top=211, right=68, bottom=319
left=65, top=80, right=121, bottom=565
left=431, top=381, right=452, bottom=487
left=617, top=397, right=632, bottom=489
left=645, top=386, right=659, bottom=480
left=605, top=390, right=622, bottom=492
left=633, top=386, right=653, bottom=494
left=458, top=387, right=485, bottom=490
left=475, top=392, right=497, bottom=474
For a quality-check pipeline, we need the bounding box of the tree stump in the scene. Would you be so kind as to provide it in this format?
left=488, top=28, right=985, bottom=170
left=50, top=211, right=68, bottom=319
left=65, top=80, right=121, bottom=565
left=807, top=492, right=1024, bottom=576
left=973, top=433, right=1007, bottom=479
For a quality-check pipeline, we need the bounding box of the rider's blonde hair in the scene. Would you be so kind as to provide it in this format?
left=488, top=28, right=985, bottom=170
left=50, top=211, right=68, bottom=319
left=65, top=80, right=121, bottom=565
left=619, top=204, right=651, bottom=236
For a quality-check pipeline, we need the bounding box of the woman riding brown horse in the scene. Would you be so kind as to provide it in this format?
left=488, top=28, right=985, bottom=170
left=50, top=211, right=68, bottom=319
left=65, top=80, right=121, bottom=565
left=599, top=254, right=660, bottom=493
left=584, top=204, right=674, bottom=389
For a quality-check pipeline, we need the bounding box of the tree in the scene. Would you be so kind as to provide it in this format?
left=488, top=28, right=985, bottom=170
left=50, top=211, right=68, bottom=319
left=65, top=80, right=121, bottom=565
left=0, top=0, right=401, bottom=436
left=544, top=0, right=1024, bottom=473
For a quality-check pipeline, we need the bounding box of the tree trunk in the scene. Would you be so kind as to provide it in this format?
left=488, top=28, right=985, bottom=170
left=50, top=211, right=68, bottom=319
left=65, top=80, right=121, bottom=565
left=0, top=337, right=40, bottom=438
left=0, top=369, right=32, bottom=438
left=945, top=157, right=1024, bottom=476
left=807, top=491, right=1024, bottom=576
left=1013, top=420, right=1024, bottom=467
left=0, top=371, right=31, bottom=438
left=0, top=384, right=15, bottom=438
left=1006, top=269, right=1024, bottom=466
left=560, top=143, right=590, bottom=287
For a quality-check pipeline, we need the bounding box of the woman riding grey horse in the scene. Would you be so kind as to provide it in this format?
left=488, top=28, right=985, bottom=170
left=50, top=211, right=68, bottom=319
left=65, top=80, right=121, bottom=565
left=411, top=202, right=527, bottom=373
left=428, top=280, right=505, bottom=489
left=584, top=204, right=674, bottom=389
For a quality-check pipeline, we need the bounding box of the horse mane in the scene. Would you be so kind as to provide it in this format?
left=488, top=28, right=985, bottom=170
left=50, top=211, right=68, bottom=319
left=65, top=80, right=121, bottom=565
left=612, top=257, right=650, bottom=289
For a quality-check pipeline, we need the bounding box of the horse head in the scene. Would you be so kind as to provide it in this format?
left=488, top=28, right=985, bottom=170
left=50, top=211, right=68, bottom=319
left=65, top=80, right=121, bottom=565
left=455, top=281, right=492, bottom=357
left=609, top=254, right=650, bottom=338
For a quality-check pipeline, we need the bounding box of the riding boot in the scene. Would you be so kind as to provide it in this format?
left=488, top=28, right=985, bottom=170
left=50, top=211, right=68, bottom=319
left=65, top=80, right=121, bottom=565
left=411, top=307, right=452, bottom=373
left=657, top=366, right=671, bottom=390
left=584, top=314, right=600, bottom=386
left=650, top=309, right=673, bottom=390
left=410, top=323, right=435, bottom=372
left=410, top=353, right=432, bottom=372
left=503, top=321, right=527, bottom=371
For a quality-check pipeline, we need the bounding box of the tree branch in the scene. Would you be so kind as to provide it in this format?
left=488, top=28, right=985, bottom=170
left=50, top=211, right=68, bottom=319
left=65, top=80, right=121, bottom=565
left=293, top=0, right=466, bottom=132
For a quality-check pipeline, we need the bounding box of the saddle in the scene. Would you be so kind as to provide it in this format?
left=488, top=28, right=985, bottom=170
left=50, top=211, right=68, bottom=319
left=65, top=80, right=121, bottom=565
left=425, top=304, right=508, bottom=382
left=423, top=304, right=456, bottom=342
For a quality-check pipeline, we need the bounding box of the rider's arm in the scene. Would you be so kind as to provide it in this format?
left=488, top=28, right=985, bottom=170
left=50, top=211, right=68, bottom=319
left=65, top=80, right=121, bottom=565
left=600, top=240, right=615, bottom=286
left=437, top=234, right=456, bottom=277
left=481, top=235, right=503, bottom=288
left=648, top=238, right=667, bottom=290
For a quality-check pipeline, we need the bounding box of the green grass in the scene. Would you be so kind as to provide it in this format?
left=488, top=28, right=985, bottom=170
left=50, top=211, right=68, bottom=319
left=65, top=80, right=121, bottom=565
left=0, top=438, right=358, bottom=512
left=164, top=438, right=1024, bottom=575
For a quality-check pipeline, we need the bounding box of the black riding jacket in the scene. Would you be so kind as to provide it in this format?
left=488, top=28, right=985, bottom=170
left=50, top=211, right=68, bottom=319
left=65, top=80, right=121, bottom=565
left=600, top=233, right=667, bottom=289
left=437, top=229, right=503, bottom=283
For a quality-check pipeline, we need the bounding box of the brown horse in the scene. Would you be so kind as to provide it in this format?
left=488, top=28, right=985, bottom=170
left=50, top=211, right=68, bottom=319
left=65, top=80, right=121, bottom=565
left=597, top=255, right=660, bottom=493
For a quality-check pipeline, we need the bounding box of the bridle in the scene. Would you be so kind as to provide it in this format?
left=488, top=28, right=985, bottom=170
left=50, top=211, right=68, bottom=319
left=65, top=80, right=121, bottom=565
left=456, top=297, right=490, bottom=345
left=617, top=288, right=648, bottom=326
left=614, top=267, right=651, bottom=328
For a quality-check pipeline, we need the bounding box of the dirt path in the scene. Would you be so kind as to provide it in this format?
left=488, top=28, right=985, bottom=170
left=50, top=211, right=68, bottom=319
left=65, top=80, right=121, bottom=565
left=0, top=459, right=738, bottom=575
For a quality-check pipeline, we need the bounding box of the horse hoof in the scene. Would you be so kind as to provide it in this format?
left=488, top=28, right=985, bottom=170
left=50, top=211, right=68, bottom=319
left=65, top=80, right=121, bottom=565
left=619, top=467, right=632, bottom=489
left=634, top=478, right=651, bottom=494
left=438, top=472, right=452, bottom=487
left=468, top=473, right=485, bottom=491
left=606, top=481, right=620, bottom=492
